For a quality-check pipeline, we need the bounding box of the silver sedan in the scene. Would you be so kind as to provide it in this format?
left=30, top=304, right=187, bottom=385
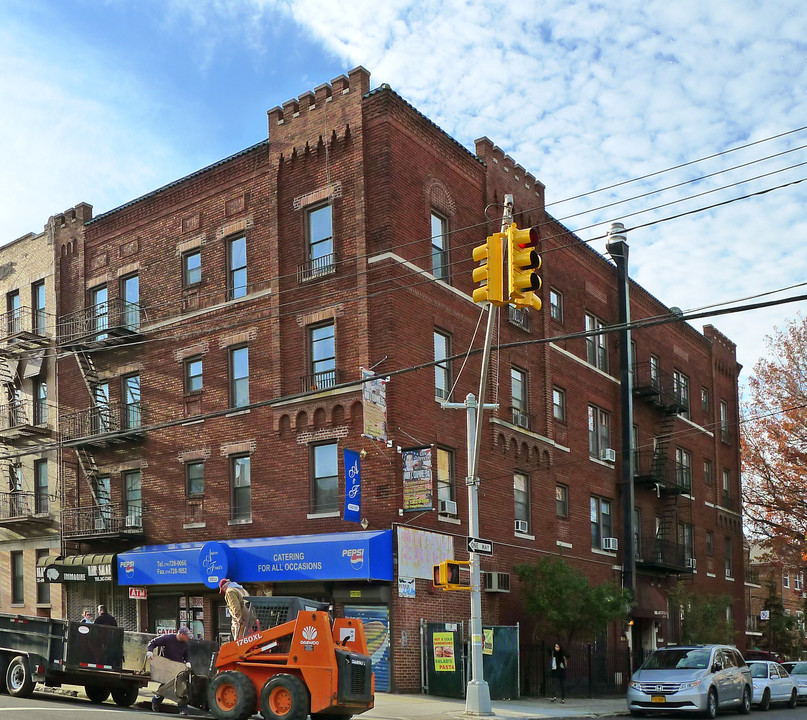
left=748, top=661, right=798, bottom=710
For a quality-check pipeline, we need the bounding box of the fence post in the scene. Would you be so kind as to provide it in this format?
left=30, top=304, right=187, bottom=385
left=587, top=643, right=593, bottom=698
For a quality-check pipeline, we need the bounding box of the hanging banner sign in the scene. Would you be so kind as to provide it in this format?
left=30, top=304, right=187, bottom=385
left=343, top=449, right=362, bottom=523
left=402, top=447, right=433, bottom=511
left=361, top=368, right=387, bottom=441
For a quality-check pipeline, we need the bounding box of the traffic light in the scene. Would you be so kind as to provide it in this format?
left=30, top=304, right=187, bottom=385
left=506, top=223, right=542, bottom=311
left=472, top=233, right=505, bottom=306
left=432, top=560, right=470, bottom=590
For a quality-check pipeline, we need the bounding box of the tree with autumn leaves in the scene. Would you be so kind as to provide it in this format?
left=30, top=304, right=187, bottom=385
left=742, top=313, right=807, bottom=562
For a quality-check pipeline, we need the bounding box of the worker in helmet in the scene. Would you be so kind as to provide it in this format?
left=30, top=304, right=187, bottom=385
left=219, top=578, right=249, bottom=639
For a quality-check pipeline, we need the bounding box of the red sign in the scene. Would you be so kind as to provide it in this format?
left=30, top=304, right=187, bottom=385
left=129, top=587, right=148, bottom=600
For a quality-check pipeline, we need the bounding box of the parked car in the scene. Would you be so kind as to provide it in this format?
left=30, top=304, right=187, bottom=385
left=747, top=660, right=798, bottom=710
left=745, top=650, right=782, bottom=662
left=627, top=645, right=752, bottom=719
left=781, top=661, right=807, bottom=702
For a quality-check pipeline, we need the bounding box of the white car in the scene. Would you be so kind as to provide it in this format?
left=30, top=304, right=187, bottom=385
left=781, top=661, right=807, bottom=702
left=748, top=660, right=798, bottom=710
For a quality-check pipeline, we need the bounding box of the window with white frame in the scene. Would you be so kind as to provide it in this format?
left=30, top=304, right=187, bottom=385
left=311, top=442, right=339, bottom=514
left=678, top=522, right=694, bottom=563
left=434, top=330, right=452, bottom=400
left=309, top=322, right=336, bottom=389
left=231, top=455, right=251, bottom=521
left=229, top=346, right=249, bottom=408
left=514, top=472, right=530, bottom=533
left=722, top=469, right=731, bottom=504
left=704, top=459, right=712, bottom=486
left=673, top=370, right=690, bottom=418
left=725, top=536, right=733, bottom=577
left=701, top=387, right=709, bottom=414
left=227, top=235, right=247, bottom=300
left=510, top=366, right=529, bottom=428
left=675, top=447, right=692, bottom=493
left=588, top=405, right=611, bottom=459
left=649, top=354, right=660, bottom=388
left=585, top=313, right=608, bottom=371
left=556, top=484, right=568, bottom=518
left=550, top=288, right=563, bottom=322
left=590, top=496, right=612, bottom=550
left=430, top=211, right=448, bottom=281
left=784, top=572, right=791, bottom=589
left=720, top=400, right=730, bottom=443
left=553, top=387, right=566, bottom=423
left=436, top=448, right=455, bottom=514
left=796, top=572, right=804, bottom=592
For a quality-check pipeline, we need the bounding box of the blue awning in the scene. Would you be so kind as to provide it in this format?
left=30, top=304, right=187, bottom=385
left=117, top=530, right=393, bottom=588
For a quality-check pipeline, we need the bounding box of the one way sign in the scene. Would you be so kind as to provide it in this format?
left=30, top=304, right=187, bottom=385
left=467, top=536, right=494, bottom=556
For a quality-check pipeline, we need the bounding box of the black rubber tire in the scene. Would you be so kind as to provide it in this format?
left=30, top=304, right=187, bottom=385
left=740, top=686, right=751, bottom=714
left=0, top=655, right=7, bottom=694
left=760, top=688, right=771, bottom=711
left=85, top=684, right=110, bottom=704
left=111, top=684, right=140, bottom=707
left=260, top=674, right=310, bottom=720
left=788, top=688, right=798, bottom=709
left=207, top=670, right=257, bottom=720
left=6, top=656, right=35, bottom=698
left=705, top=687, right=718, bottom=719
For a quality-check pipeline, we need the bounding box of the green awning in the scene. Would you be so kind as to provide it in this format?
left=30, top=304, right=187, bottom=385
left=36, top=553, right=115, bottom=583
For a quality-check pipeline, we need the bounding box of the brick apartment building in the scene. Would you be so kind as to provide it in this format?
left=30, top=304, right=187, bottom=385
left=17, top=66, right=745, bottom=692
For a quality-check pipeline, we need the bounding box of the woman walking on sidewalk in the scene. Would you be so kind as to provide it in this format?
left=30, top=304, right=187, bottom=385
left=550, top=643, right=568, bottom=703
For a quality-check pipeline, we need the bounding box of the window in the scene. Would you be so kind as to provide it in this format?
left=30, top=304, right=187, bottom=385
left=122, top=374, right=141, bottom=429
left=183, top=250, right=201, bottom=287
left=588, top=405, right=611, bottom=459
left=630, top=340, right=638, bottom=385
left=673, top=370, right=690, bottom=418
left=514, top=472, right=530, bottom=532
left=90, top=285, right=108, bottom=340
left=7, top=290, right=20, bottom=335
left=797, top=572, right=804, bottom=592
left=434, top=330, right=451, bottom=400
left=585, top=314, right=608, bottom=371
left=95, top=476, right=111, bottom=529
left=227, top=235, right=247, bottom=300
left=649, top=354, right=660, bottom=387
left=706, top=530, right=714, bottom=556
left=722, top=469, right=731, bottom=504
left=124, top=470, right=142, bottom=527
left=11, top=551, right=23, bottom=604
left=430, top=211, right=448, bottom=281
left=725, top=537, right=733, bottom=577
left=675, top=447, right=692, bottom=493
left=186, top=461, right=204, bottom=497
left=634, top=507, right=642, bottom=558
left=556, top=484, right=568, bottom=518
left=783, top=572, right=790, bottom=589
left=231, top=455, right=251, bottom=521
left=94, top=381, right=110, bottom=432
left=120, top=273, right=139, bottom=330
left=34, top=459, right=48, bottom=514
left=436, top=448, right=455, bottom=514
left=720, top=400, right=730, bottom=443
left=701, top=387, right=709, bottom=414
left=32, top=280, right=46, bottom=334
left=309, top=323, right=336, bottom=389
left=590, top=496, right=612, bottom=549
left=553, top=387, right=566, bottom=422
left=632, top=426, right=640, bottom=474
left=550, top=288, right=563, bottom=322
left=678, top=522, right=694, bottom=563
left=36, top=549, right=50, bottom=605
left=185, top=357, right=203, bottom=394
left=312, top=442, right=338, bottom=514
left=34, top=379, right=47, bottom=425
left=510, top=366, right=529, bottom=428
left=306, top=204, right=335, bottom=277
left=229, top=346, right=249, bottom=408
left=704, top=459, right=712, bottom=486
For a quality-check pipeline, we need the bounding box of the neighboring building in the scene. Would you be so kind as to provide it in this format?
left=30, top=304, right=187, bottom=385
left=43, top=67, right=743, bottom=691
left=0, top=225, right=63, bottom=618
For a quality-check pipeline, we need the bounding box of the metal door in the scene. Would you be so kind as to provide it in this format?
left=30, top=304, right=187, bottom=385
left=424, top=621, right=465, bottom=698
left=344, top=605, right=390, bottom=692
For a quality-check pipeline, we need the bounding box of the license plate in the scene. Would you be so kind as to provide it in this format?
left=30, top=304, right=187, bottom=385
left=651, top=696, right=666, bottom=703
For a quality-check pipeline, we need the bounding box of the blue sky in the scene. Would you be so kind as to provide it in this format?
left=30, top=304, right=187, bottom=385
left=2, top=0, right=807, bottom=381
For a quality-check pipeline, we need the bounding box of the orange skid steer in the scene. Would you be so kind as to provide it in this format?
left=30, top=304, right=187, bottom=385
left=207, top=608, right=375, bottom=720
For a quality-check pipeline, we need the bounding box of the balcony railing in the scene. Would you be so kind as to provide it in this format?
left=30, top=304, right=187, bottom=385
left=633, top=450, right=693, bottom=493
left=0, top=491, right=55, bottom=523
left=636, top=536, right=694, bottom=572
left=60, top=401, right=145, bottom=442
left=745, top=567, right=761, bottom=586
left=0, top=400, right=53, bottom=439
left=632, top=363, right=688, bottom=414
left=58, top=298, right=144, bottom=347
left=510, top=406, right=532, bottom=431
left=507, top=305, right=531, bottom=332
left=300, top=369, right=340, bottom=393
left=297, top=253, right=338, bottom=283
left=719, top=492, right=740, bottom=512
left=0, top=306, right=51, bottom=347
left=61, top=501, right=145, bottom=539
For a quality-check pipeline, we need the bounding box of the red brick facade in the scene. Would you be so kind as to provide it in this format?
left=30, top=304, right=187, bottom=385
left=47, top=67, right=744, bottom=691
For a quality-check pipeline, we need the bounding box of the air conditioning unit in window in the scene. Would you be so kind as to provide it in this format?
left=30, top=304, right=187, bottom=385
left=602, top=537, right=619, bottom=552
left=514, top=520, right=529, bottom=534
left=439, top=499, right=457, bottom=515
left=686, top=557, right=697, bottom=570
left=601, top=448, right=617, bottom=462
left=483, top=571, right=511, bottom=593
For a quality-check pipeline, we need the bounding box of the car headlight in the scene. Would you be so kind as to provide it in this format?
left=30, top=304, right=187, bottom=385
left=679, top=680, right=702, bottom=691
left=629, top=681, right=642, bottom=690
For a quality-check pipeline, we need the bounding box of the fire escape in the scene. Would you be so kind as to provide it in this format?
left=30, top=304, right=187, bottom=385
left=632, top=362, right=695, bottom=576
left=57, top=298, right=148, bottom=554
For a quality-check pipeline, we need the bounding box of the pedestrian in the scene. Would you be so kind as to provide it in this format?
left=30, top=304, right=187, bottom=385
left=94, top=604, right=117, bottom=626
left=550, top=642, right=567, bottom=703
left=146, top=625, right=193, bottom=715
left=219, top=578, right=249, bottom=640
left=81, top=609, right=93, bottom=623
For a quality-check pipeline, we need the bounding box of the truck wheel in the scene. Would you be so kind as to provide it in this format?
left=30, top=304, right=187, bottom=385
left=85, top=684, right=110, bottom=704
left=208, top=671, right=257, bottom=720
left=260, top=674, right=310, bottom=720
left=111, top=684, right=140, bottom=707
left=6, top=656, right=35, bottom=698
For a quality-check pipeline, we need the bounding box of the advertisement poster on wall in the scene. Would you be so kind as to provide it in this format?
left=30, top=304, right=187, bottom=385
left=433, top=631, right=456, bottom=672
left=361, top=368, right=387, bottom=441
left=402, top=447, right=433, bottom=510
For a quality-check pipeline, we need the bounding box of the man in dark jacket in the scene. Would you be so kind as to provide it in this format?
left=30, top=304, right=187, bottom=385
left=147, top=626, right=192, bottom=715
left=94, top=604, right=117, bottom=626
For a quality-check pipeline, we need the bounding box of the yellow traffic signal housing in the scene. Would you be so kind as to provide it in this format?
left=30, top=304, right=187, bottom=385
left=472, top=233, right=505, bottom=306
left=507, top=223, right=542, bottom=311
left=432, top=560, right=472, bottom=591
